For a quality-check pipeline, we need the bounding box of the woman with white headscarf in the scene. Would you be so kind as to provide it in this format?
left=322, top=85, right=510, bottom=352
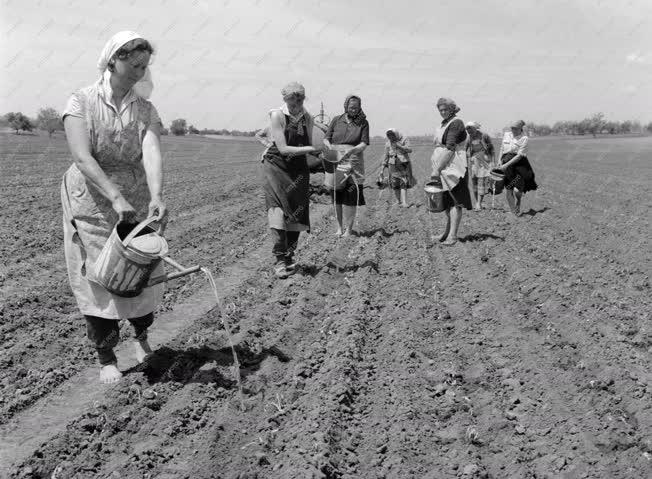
left=382, top=128, right=416, bottom=207
left=465, top=121, right=495, bottom=210
left=61, top=31, right=166, bottom=384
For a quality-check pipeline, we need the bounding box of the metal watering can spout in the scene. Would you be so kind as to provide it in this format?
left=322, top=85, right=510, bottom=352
left=148, top=256, right=201, bottom=287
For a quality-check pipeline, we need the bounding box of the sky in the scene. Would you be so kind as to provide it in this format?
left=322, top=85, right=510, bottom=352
left=1, top=0, right=651, bottom=136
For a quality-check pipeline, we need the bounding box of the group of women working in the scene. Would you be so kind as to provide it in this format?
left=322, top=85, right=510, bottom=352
left=60, top=31, right=537, bottom=383
left=261, top=90, right=538, bottom=261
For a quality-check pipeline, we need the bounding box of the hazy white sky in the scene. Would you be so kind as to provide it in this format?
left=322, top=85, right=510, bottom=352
left=1, top=0, right=651, bottom=135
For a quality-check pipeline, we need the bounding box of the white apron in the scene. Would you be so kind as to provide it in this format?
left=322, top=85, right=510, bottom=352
left=430, top=117, right=467, bottom=191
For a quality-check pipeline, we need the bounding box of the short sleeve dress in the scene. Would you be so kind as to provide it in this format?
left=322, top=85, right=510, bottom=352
left=500, top=131, right=538, bottom=193
left=60, top=76, right=165, bottom=320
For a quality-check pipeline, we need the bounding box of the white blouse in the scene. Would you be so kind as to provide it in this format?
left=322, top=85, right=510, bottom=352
left=501, top=131, right=529, bottom=156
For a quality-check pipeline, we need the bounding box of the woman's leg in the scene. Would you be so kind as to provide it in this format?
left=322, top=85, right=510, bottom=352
left=285, top=231, right=300, bottom=271
left=443, top=206, right=462, bottom=245
left=129, top=312, right=154, bottom=363
left=439, top=209, right=451, bottom=242
left=85, top=315, right=122, bottom=383
left=400, top=188, right=408, bottom=206
left=513, top=188, right=522, bottom=215
left=342, top=205, right=356, bottom=236
left=505, top=188, right=517, bottom=214
left=270, top=228, right=289, bottom=277
left=472, top=176, right=481, bottom=210
left=335, top=204, right=343, bottom=235
left=393, top=188, right=401, bottom=204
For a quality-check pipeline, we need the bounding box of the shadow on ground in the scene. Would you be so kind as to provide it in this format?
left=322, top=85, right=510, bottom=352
left=126, top=343, right=291, bottom=389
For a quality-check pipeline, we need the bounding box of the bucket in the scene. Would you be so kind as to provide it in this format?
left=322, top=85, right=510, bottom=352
left=424, top=180, right=447, bottom=213
left=489, top=168, right=505, bottom=182
left=92, top=217, right=168, bottom=297
left=323, top=145, right=357, bottom=191
left=489, top=168, right=505, bottom=194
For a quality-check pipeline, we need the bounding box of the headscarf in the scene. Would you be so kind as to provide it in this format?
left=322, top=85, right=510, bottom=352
left=343, top=94, right=367, bottom=125
left=281, top=81, right=305, bottom=100
left=386, top=128, right=403, bottom=142
left=436, top=97, right=460, bottom=114
left=465, top=121, right=481, bottom=129
left=385, top=128, right=409, bottom=159
left=97, top=31, right=154, bottom=99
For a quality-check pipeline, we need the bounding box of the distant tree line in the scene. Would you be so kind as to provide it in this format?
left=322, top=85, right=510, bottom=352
left=167, top=118, right=257, bottom=137
left=526, top=113, right=650, bottom=137
left=4, top=110, right=652, bottom=140
left=1, top=108, right=64, bottom=136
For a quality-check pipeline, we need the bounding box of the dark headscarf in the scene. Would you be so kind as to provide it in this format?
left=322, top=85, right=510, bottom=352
left=343, top=94, right=367, bottom=125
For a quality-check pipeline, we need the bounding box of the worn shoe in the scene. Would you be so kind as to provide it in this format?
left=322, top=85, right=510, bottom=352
left=285, top=256, right=297, bottom=275
left=273, top=261, right=289, bottom=279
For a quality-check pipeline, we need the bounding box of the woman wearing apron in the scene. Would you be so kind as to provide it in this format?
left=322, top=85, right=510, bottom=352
left=262, top=82, right=325, bottom=279
left=61, top=32, right=166, bottom=383
left=430, top=98, right=472, bottom=245
left=323, top=95, right=369, bottom=237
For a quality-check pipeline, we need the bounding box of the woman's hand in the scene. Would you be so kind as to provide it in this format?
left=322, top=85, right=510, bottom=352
left=312, top=143, right=327, bottom=154
left=112, top=196, right=137, bottom=223
left=340, top=148, right=355, bottom=161
left=148, top=196, right=168, bottom=231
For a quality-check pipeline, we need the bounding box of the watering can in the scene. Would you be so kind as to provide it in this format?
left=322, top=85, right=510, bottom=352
left=91, top=217, right=201, bottom=298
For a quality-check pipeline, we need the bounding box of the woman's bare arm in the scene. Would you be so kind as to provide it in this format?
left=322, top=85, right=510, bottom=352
left=270, top=111, right=319, bottom=156
left=142, top=122, right=167, bottom=222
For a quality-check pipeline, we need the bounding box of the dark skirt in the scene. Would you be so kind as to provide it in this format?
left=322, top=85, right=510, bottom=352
left=501, top=153, right=538, bottom=193
left=331, top=179, right=366, bottom=206
left=262, top=151, right=310, bottom=227
left=441, top=170, right=473, bottom=210
left=389, top=161, right=417, bottom=190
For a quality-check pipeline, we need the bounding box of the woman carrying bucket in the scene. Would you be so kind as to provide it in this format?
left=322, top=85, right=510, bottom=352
left=429, top=98, right=472, bottom=245
left=61, top=32, right=167, bottom=384
left=323, top=95, right=369, bottom=236
left=261, top=82, right=325, bottom=279
left=497, top=120, right=538, bottom=216
left=465, top=121, right=495, bottom=210
left=383, top=128, right=416, bottom=207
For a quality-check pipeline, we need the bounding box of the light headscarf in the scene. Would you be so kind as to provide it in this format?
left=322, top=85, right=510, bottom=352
left=97, top=31, right=154, bottom=99
left=386, top=128, right=403, bottom=141
left=465, top=121, right=481, bottom=129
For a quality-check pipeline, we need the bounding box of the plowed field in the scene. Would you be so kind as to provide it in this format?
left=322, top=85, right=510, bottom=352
left=1, top=133, right=650, bottom=478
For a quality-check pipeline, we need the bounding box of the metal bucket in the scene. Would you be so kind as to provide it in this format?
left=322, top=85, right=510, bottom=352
left=489, top=169, right=505, bottom=194
left=424, top=180, right=447, bottom=213
left=92, top=217, right=168, bottom=297
left=489, top=168, right=504, bottom=181
left=323, top=146, right=354, bottom=191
